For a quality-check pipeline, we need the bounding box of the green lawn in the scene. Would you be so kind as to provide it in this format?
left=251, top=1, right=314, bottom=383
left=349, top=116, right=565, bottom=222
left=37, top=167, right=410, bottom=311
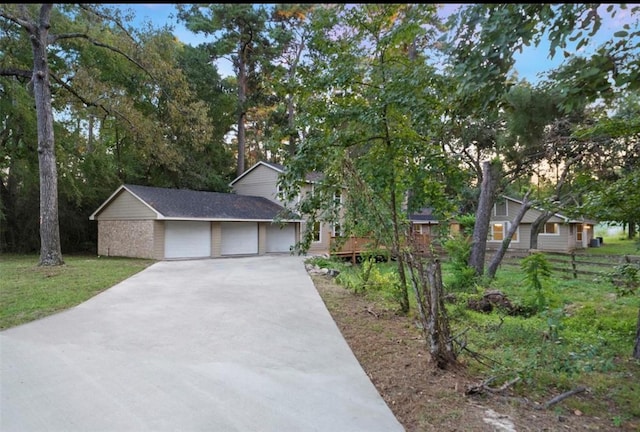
left=0, top=254, right=154, bottom=330
left=583, top=235, right=640, bottom=256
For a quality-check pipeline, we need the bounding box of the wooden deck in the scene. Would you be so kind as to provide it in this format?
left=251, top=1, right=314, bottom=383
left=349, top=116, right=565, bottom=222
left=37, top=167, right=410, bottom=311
left=330, top=233, right=434, bottom=263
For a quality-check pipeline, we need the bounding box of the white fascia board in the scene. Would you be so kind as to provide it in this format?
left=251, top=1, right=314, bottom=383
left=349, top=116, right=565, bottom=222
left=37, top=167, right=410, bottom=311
left=161, top=217, right=303, bottom=223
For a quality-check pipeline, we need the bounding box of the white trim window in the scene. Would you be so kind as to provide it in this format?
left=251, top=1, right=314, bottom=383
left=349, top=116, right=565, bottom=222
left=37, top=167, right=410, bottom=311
left=494, top=198, right=508, bottom=217
left=334, top=190, right=342, bottom=205
left=541, top=222, right=560, bottom=235
left=333, top=223, right=341, bottom=237
left=489, top=222, right=519, bottom=242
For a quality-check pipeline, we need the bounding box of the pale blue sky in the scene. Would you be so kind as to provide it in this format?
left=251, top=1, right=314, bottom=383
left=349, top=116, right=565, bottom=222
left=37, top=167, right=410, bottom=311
left=114, top=3, right=637, bottom=83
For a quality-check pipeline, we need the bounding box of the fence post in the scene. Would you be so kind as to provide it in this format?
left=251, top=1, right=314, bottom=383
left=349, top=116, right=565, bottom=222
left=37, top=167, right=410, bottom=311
left=571, top=252, right=577, bottom=279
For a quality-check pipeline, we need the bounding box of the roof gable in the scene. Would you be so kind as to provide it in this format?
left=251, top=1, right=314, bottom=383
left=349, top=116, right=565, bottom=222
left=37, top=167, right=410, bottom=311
left=229, top=160, right=324, bottom=187
left=502, top=196, right=597, bottom=224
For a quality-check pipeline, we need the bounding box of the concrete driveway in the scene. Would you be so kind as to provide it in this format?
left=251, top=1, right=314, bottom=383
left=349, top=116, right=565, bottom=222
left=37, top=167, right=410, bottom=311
left=1, top=255, right=404, bottom=432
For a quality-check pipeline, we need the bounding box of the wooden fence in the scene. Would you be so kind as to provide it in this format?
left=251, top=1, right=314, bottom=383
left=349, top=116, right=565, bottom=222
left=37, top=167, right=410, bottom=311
left=500, top=251, right=640, bottom=280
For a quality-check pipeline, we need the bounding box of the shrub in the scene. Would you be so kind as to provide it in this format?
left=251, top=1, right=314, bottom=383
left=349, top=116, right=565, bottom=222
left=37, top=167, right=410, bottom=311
left=443, top=233, right=477, bottom=292
left=520, top=252, right=552, bottom=312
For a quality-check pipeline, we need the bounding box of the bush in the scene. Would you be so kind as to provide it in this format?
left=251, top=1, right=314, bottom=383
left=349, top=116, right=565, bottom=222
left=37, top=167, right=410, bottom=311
left=520, top=253, right=552, bottom=313
left=443, top=233, right=477, bottom=292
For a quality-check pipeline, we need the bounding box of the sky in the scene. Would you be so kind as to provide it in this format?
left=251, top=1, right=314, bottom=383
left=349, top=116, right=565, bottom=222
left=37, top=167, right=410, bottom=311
left=114, top=3, right=637, bottom=83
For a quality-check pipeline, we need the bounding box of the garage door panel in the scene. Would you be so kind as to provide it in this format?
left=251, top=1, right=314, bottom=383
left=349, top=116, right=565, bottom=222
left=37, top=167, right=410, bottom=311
left=266, top=224, right=296, bottom=253
left=221, top=222, right=258, bottom=255
left=165, top=221, right=211, bottom=259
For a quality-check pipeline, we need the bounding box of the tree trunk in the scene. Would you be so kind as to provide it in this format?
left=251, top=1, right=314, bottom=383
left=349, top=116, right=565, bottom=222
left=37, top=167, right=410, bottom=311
left=468, top=160, right=501, bottom=276
left=406, top=252, right=457, bottom=369
left=634, top=307, right=640, bottom=359
left=628, top=221, right=637, bottom=240
left=390, top=165, right=410, bottom=314
left=31, top=5, right=63, bottom=266
left=236, top=42, right=247, bottom=177
left=530, top=210, right=553, bottom=250
left=486, top=192, right=531, bottom=279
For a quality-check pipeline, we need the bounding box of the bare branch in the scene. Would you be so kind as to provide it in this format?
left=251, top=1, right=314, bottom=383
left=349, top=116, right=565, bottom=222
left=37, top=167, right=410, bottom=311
left=543, top=386, right=587, bottom=409
left=0, top=68, right=31, bottom=78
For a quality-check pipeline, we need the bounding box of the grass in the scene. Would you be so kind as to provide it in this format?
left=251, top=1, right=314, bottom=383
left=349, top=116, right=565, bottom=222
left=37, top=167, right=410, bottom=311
left=0, top=254, right=154, bottom=330
left=582, top=236, right=640, bottom=256
left=311, top=234, right=640, bottom=428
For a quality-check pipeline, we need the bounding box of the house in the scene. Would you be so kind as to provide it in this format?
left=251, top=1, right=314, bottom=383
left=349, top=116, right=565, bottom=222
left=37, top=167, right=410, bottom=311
left=230, top=160, right=336, bottom=256
left=487, top=196, right=597, bottom=252
left=89, top=184, right=301, bottom=260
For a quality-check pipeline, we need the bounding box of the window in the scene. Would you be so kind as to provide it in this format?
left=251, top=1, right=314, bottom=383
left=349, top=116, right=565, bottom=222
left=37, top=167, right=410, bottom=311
left=494, top=198, right=508, bottom=216
left=490, top=222, right=518, bottom=242
left=576, top=223, right=584, bottom=242
left=334, top=190, right=342, bottom=205
left=333, top=223, right=341, bottom=237
left=542, top=222, right=559, bottom=235
left=491, top=222, right=505, bottom=241
left=312, top=221, right=321, bottom=242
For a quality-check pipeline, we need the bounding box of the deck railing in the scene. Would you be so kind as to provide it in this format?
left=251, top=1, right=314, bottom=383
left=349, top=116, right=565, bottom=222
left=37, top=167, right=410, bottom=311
left=330, top=233, right=435, bottom=262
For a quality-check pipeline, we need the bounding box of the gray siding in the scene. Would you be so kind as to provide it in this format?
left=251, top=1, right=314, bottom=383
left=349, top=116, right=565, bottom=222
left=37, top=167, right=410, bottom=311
left=153, top=221, right=165, bottom=260
left=95, top=190, right=156, bottom=220
left=258, top=222, right=267, bottom=255
left=211, top=222, right=222, bottom=257
left=232, top=165, right=282, bottom=204
left=538, top=224, right=570, bottom=251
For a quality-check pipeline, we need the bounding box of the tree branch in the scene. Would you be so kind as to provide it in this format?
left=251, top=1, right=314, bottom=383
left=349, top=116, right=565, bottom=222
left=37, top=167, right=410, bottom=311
left=0, top=68, right=32, bottom=78
left=49, top=73, right=134, bottom=128
left=0, top=5, right=36, bottom=33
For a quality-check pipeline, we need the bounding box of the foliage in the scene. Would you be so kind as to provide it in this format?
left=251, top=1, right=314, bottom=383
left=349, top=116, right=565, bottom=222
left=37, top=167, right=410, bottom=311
left=442, top=233, right=476, bottom=292
left=520, top=252, right=553, bottom=312
left=609, top=262, right=640, bottom=296
left=0, top=4, right=233, bottom=255
left=446, top=4, right=640, bottom=113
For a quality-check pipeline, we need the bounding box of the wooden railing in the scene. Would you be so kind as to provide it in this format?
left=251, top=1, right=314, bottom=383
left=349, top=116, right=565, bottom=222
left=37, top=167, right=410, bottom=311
left=330, top=233, right=435, bottom=262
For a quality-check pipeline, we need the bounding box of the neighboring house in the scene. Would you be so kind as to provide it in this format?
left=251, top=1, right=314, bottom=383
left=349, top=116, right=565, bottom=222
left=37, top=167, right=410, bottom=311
left=89, top=184, right=301, bottom=260
left=487, top=196, right=597, bottom=252
left=230, top=160, right=336, bottom=256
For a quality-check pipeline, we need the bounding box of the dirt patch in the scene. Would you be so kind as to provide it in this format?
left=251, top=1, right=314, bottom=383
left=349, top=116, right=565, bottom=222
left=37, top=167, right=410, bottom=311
left=311, top=274, right=637, bottom=431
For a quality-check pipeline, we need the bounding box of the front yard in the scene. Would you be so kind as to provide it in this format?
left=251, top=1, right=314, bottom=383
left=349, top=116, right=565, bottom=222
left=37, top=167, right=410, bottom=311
left=0, top=255, right=153, bottom=330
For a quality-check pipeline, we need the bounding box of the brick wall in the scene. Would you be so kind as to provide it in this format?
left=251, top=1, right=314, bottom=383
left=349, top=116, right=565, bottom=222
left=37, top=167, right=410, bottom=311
left=98, top=220, right=156, bottom=259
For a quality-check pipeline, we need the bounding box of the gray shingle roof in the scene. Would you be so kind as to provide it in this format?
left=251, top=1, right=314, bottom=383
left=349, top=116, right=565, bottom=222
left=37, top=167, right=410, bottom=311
left=125, top=184, right=299, bottom=221
left=409, top=207, right=439, bottom=222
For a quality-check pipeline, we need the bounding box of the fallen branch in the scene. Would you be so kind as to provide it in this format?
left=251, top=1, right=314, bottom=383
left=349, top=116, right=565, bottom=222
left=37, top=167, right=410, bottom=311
left=543, top=386, right=587, bottom=409
left=466, top=376, right=520, bottom=396
left=365, top=306, right=379, bottom=318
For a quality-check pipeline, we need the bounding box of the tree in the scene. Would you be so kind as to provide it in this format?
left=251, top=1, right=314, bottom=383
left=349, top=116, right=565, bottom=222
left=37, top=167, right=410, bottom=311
left=177, top=4, right=273, bottom=177
left=1, top=4, right=63, bottom=265
left=444, top=4, right=639, bottom=277
left=279, top=4, right=459, bottom=368
left=1, top=4, right=220, bottom=258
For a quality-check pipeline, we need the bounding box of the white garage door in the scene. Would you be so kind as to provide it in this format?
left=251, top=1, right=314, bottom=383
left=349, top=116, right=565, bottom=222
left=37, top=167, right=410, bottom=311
left=221, top=222, right=258, bottom=255
left=165, top=221, right=211, bottom=259
left=266, top=223, right=296, bottom=253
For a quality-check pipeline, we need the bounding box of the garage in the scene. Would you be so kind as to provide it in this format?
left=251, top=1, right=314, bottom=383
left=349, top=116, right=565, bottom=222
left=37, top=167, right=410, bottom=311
left=221, top=222, right=258, bottom=255
left=165, top=221, right=211, bottom=259
left=266, top=223, right=296, bottom=253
